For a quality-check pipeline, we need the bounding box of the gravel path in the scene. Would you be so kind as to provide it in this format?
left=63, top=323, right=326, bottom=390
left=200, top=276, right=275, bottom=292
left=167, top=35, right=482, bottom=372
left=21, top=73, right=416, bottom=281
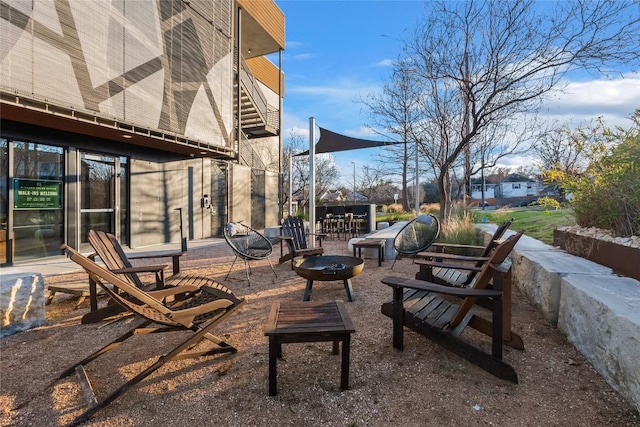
left=1, top=238, right=638, bottom=427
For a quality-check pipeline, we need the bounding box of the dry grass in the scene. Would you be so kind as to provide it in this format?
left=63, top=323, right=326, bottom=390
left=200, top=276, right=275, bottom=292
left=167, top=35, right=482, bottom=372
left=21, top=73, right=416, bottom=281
left=1, top=238, right=638, bottom=427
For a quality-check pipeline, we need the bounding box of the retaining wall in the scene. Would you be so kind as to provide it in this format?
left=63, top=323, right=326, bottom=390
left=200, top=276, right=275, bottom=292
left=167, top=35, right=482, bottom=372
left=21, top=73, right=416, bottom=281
left=476, top=224, right=640, bottom=413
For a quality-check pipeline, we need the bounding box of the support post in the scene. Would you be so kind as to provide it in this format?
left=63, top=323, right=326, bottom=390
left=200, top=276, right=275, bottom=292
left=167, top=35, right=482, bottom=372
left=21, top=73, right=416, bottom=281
left=309, top=117, right=316, bottom=248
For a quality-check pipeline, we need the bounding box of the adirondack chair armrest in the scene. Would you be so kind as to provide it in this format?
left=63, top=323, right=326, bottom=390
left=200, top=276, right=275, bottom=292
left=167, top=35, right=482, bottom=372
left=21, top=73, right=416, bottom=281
left=127, top=250, right=185, bottom=260
left=414, top=259, right=483, bottom=272
left=127, top=251, right=184, bottom=275
left=490, top=258, right=513, bottom=274
left=431, top=242, right=486, bottom=252
left=276, top=235, right=293, bottom=241
left=111, top=264, right=168, bottom=274
left=381, top=276, right=502, bottom=299
left=415, top=251, right=490, bottom=262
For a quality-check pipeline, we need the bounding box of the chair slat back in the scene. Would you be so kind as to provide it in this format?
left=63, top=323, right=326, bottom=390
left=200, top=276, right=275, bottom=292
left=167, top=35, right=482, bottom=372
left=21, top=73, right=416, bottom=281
left=88, top=229, right=144, bottom=288
left=458, top=217, right=515, bottom=286
left=281, top=216, right=308, bottom=251
left=478, top=218, right=515, bottom=258
left=450, top=230, right=524, bottom=326
left=62, top=245, right=173, bottom=317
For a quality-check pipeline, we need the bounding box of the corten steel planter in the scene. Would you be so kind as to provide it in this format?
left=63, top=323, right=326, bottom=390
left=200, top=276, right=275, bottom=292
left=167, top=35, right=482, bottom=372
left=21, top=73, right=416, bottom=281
left=554, top=229, right=640, bottom=281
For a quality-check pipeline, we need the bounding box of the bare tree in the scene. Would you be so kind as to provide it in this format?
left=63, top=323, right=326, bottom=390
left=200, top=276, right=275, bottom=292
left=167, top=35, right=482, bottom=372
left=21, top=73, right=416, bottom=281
left=534, top=125, right=594, bottom=176
left=358, top=165, right=400, bottom=204
left=283, top=129, right=340, bottom=209
left=400, top=0, right=639, bottom=222
left=360, top=60, right=424, bottom=212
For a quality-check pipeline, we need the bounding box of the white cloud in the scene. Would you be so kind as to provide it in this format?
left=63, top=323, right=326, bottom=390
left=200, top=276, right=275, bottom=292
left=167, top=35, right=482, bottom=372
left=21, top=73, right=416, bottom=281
left=342, top=126, right=379, bottom=138
left=373, top=58, right=394, bottom=67
left=286, top=41, right=302, bottom=49
left=293, top=53, right=315, bottom=60
left=543, top=73, right=640, bottom=128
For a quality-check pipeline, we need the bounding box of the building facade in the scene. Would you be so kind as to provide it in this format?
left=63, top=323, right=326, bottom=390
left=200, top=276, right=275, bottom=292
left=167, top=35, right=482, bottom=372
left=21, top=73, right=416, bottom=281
left=0, top=0, right=284, bottom=264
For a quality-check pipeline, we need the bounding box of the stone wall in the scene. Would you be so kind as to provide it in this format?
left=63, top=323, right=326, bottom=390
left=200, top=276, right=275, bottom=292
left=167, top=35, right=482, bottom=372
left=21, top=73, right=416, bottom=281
left=476, top=223, right=640, bottom=413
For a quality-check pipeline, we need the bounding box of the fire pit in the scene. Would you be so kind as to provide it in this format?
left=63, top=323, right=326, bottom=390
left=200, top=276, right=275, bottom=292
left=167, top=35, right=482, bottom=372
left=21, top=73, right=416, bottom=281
left=294, top=255, right=364, bottom=302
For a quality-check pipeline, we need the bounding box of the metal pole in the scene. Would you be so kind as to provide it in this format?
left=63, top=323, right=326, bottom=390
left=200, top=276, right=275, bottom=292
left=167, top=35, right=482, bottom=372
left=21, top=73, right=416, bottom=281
left=288, top=155, right=293, bottom=217
left=351, top=161, right=356, bottom=203
left=309, top=117, right=316, bottom=248
left=236, top=6, right=242, bottom=162
left=278, top=48, right=284, bottom=222
left=415, top=144, right=420, bottom=214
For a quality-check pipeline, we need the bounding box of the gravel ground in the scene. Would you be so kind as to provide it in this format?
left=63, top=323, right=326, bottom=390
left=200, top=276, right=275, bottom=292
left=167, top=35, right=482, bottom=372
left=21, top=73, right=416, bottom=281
left=1, top=238, right=638, bottom=427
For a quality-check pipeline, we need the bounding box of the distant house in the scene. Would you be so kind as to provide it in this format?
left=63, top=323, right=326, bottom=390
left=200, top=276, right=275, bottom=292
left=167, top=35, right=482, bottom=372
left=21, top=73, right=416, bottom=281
left=496, top=173, right=540, bottom=199
left=471, top=173, right=544, bottom=206
left=344, top=190, right=369, bottom=203
left=470, top=178, right=498, bottom=200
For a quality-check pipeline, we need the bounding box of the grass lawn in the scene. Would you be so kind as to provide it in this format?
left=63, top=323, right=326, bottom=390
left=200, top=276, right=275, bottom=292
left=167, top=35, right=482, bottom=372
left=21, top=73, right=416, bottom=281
left=376, top=206, right=576, bottom=245
left=470, top=207, right=576, bottom=245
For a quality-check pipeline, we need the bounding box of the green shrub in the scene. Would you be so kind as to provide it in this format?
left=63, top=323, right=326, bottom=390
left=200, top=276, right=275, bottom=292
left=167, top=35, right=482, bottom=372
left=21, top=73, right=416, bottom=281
left=554, top=111, right=639, bottom=237
left=536, top=196, right=561, bottom=212
left=294, top=209, right=308, bottom=220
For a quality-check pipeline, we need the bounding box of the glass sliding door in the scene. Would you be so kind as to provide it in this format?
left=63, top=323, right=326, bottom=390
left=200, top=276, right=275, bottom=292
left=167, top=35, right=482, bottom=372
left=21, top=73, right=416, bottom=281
left=79, top=152, right=127, bottom=251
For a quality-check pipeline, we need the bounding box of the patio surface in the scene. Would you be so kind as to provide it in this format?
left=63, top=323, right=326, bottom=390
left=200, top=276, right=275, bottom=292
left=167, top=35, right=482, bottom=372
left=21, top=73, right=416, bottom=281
left=1, top=237, right=638, bottom=426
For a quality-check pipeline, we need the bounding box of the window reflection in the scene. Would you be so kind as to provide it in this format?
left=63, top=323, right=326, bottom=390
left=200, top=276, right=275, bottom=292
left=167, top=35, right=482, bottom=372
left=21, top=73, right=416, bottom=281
left=12, top=142, right=64, bottom=261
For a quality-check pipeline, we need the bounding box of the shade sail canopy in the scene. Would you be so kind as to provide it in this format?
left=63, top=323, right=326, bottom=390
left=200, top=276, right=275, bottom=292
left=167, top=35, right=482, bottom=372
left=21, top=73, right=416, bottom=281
left=294, top=127, right=404, bottom=156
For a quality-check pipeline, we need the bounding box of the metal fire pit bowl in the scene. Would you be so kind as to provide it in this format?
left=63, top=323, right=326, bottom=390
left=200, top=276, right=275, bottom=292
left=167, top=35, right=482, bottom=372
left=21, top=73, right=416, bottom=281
left=294, top=255, right=364, bottom=302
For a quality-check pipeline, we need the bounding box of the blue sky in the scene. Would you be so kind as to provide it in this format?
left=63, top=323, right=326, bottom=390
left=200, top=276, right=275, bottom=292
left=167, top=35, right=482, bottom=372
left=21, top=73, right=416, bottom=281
left=273, top=0, right=640, bottom=185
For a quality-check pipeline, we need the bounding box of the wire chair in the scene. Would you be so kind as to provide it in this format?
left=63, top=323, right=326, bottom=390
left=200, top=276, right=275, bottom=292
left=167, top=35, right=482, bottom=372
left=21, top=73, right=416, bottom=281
left=224, top=222, right=277, bottom=285
left=391, top=214, right=440, bottom=269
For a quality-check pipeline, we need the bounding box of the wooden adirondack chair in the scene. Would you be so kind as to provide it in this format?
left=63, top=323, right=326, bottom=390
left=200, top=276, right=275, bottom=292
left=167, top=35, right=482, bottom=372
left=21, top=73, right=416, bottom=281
left=414, top=218, right=514, bottom=286
left=58, top=244, right=245, bottom=427
left=380, top=231, right=524, bottom=383
left=81, top=230, right=175, bottom=323
left=277, top=216, right=327, bottom=269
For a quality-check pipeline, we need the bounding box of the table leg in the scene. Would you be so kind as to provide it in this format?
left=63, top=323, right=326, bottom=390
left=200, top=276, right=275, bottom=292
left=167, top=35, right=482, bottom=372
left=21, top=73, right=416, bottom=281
left=303, top=279, right=313, bottom=301
left=378, top=245, right=383, bottom=266
left=343, top=279, right=355, bottom=302
left=341, top=335, right=351, bottom=390
left=269, top=336, right=278, bottom=396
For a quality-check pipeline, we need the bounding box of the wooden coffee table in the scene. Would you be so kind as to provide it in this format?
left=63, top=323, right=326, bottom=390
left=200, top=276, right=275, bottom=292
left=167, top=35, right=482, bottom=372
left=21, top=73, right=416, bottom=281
left=264, top=301, right=355, bottom=396
left=352, top=238, right=386, bottom=266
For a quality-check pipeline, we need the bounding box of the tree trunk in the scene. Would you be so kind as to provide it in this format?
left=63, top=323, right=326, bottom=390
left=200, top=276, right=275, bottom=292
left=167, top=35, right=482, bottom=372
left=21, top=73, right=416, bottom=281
left=401, top=142, right=410, bottom=212
left=437, top=168, right=452, bottom=224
